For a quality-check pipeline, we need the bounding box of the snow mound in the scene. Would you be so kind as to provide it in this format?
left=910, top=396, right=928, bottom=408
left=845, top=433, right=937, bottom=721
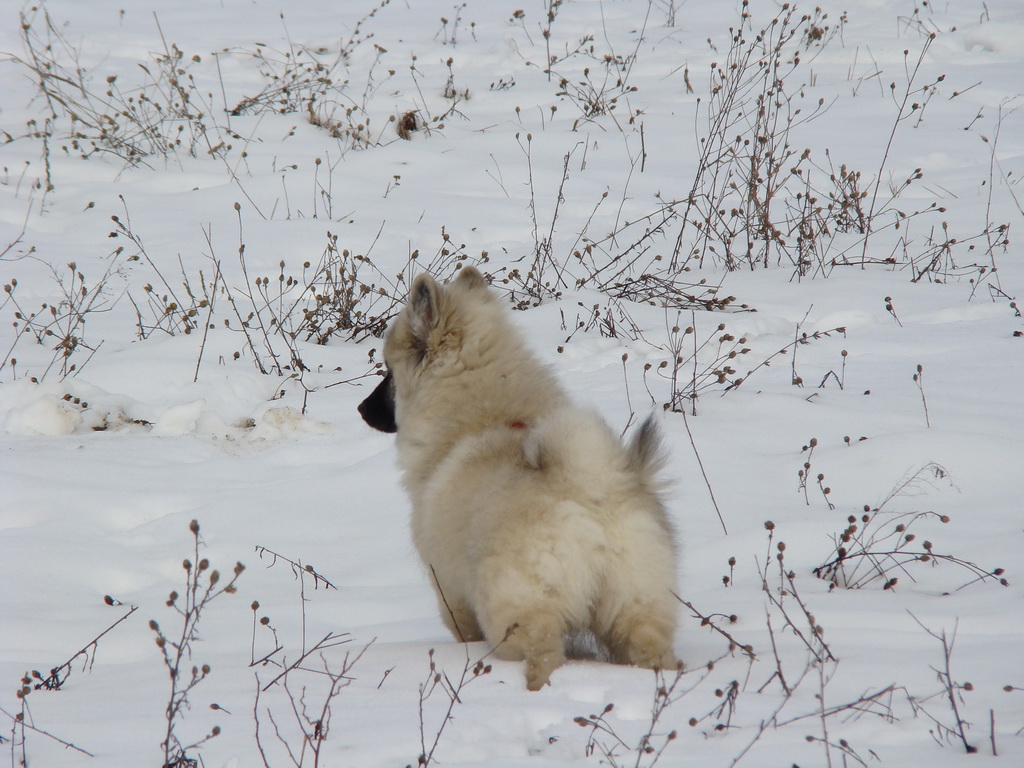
left=964, top=22, right=1024, bottom=52
left=0, top=380, right=332, bottom=444
left=3, top=393, right=83, bottom=435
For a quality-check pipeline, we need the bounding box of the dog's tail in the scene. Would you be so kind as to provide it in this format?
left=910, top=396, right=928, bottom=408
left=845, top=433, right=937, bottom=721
left=625, top=414, right=668, bottom=487
left=523, top=409, right=667, bottom=492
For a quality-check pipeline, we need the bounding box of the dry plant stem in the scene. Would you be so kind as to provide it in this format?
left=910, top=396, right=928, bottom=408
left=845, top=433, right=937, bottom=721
left=255, top=630, right=357, bottom=687
left=254, top=640, right=370, bottom=768
left=576, top=703, right=631, bottom=762
left=214, top=251, right=265, bottom=373
left=430, top=564, right=467, bottom=643
left=0, top=705, right=95, bottom=758
left=790, top=308, right=815, bottom=387
left=798, top=437, right=818, bottom=506
left=814, top=462, right=1007, bottom=591
left=229, top=2, right=393, bottom=156
left=234, top=207, right=282, bottom=374
left=254, top=615, right=347, bottom=683
left=512, top=132, right=580, bottom=302
left=816, top=519, right=1003, bottom=591
left=256, top=545, right=338, bottom=655
left=0, top=192, right=33, bottom=261
left=633, top=669, right=686, bottom=767
left=620, top=354, right=637, bottom=433
left=251, top=542, right=369, bottom=768
left=251, top=606, right=283, bottom=669
left=986, top=100, right=1024, bottom=219
left=990, top=709, right=997, bottom=756
left=726, top=697, right=788, bottom=768
left=763, top=609, right=790, bottom=695
left=679, top=407, right=728, bottom=534
left=723, top=523, right=889, bottom=767
left=643, top=311, right=757, bottom=413
left=28, top=603, right=138, bottom=691
left=761, top=526, right=836, bottom=663
left=574, top=665, right=692, bottom=767
left=255, top=546, right=338, bottom=591
left=409, top=575, right=508, bottom=766
left=4, top=253, right=121, bottom=381
left=674, top=593, right=754, bottom=660
left=860, top=34, right=934, bottom=267
left=770, top=571, right=835, bottom=664
left=115, top=197, right=207, bottom=339
left=725, top=326, right=847, bottom=396
left=913, top=364, right=931, bottom=428
left=668, top=2, right=837, bottom=272
left=542, top=0, right=561, bottom=82
left=152, top=519, right=244, bottom=766
left=193, top=255, right=222, bottom=382
left=415, top=644, right=497, bottom=768
left=884, top=295, right=903, bottom=326
left=193, top=218, right=411, bottom=380
left=907, top=613, right=977, bottom=754
left=726, top=661, right=817, bottom=768
left=777, top=684, right=899, bottom=729
left=804, top=735, right=869, bottom=768
left=816, top=662, right=834, bottom=768
left=17, top=5, right=220, bottom=167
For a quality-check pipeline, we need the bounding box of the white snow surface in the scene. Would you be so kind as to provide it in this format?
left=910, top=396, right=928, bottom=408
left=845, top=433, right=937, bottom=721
left=1, top=1, right=1022, bottom=766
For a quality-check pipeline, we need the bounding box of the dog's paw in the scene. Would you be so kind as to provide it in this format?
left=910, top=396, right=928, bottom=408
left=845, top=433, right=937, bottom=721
left=525, top=651, right=562, bottom=691
left=622, top=623, right=678, bottom=671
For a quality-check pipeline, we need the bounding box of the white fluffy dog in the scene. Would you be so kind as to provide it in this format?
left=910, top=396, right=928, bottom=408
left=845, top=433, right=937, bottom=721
left=359, top=267, right=679, bottom=690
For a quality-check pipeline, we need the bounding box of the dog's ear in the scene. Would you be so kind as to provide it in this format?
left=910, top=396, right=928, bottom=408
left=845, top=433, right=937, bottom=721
left=409, top=274, right=441, bottom=341
left=454, top=265, right=487, bottom=291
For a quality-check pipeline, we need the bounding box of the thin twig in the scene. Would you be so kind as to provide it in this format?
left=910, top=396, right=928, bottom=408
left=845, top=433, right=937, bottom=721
left=679, top=407, right=728, bottom=535
left=0, top=706, right=95, bottom=757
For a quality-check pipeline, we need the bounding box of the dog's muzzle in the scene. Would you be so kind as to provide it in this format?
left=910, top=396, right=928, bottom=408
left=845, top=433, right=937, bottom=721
left=358, top=372, right=398, bottom=433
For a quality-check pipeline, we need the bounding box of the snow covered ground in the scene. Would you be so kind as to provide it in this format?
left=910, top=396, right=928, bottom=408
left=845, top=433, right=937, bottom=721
left=1, top=0, right=1022, bottom=766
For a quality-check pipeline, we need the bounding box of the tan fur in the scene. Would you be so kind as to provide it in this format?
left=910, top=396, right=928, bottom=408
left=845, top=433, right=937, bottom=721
left=382, top=266, right=679, bottom=690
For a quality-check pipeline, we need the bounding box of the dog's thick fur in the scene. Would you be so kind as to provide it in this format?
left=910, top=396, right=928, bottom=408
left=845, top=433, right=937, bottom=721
left=359, top=267, right=679, bottom=690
